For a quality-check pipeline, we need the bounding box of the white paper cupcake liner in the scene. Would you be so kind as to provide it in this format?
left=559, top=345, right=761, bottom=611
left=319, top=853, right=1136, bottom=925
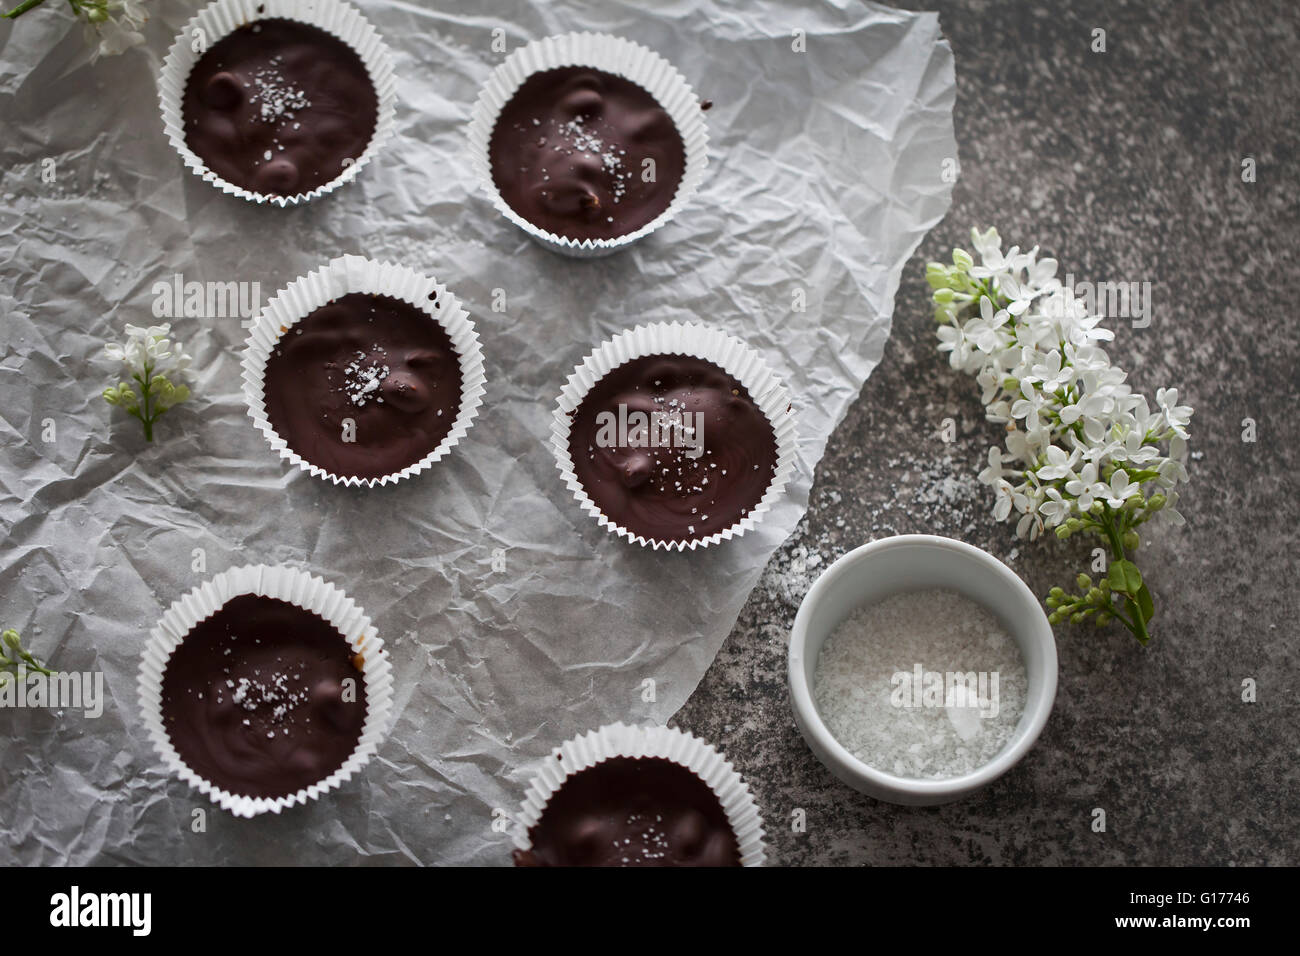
left=514, top=722, right=767, bottom=866
left=160, top=0, right=398, bottom=207
left=467, top=32, right=710, bottom=258
left=242, top=254, right=486, bottom=488
left=137, top=563, right=394, bottom=818
left=552, top=321, right=797, bottom=551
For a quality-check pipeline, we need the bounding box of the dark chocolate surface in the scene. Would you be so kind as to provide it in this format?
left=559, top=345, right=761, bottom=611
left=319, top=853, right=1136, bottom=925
left=263, top=292, right=461, bottom=480
left=514, top=757, right=741, bottom=867
left=489, top=66, right=686, bottom=241
left=568, top=355, right=778, bottom=543
left=182, top=18, right=378, bottom=196
left=160, top=594, right=367, bottom=800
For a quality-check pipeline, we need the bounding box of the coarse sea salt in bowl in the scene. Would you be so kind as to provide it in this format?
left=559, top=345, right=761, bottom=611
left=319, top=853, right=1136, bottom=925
left=787, top=534, right=1058, bottom=806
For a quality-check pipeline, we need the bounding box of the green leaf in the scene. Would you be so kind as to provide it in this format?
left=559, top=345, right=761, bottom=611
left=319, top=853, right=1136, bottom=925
left=1108, top=559, right=1143, bottom=594
left=1135, top=583, right=1154, bottom=624
left=1124, top=468, right=1161, bottom=484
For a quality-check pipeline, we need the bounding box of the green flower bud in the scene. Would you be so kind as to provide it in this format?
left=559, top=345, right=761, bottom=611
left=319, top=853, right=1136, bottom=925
left=1122, top=530, right=1140, bottom=551
left=1147, top=494, right=1166, bottom=511
left=1070, top=611, right=1087, bottom=625
left=1090, top=501, right=1104, bottom=517
left=1095, top=611, right=1112, bottom=627
left=933, top=288, right=954, bottom=304
left=1055, top=525, right=1071, bottom=540
left=1001, top=377, right=1019, bottom=393
left=152, top=377, right=191, bottom=412
left=114, top=383, right=139, bottom=413
left=952, top=248, right=974, bottom=270
left=1076, top=573, right=1092, bottom=591
left=1087, top=588, right=1103, bottom=603
left=2, top=629, right=20, bottom=651
left=1049, top=587, right=1065, bottom=599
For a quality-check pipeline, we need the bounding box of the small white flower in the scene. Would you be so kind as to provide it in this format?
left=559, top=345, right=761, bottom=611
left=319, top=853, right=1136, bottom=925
left=1115, top=429, right=1158, bottom=466
left=1027, top=256, right=1058, bottom=288
left=1098, top=469, right=1141, bottom=508
left=1026, top=350, right=1074, bottom=393
left=992, top=480, right=1016, bottom=521
left=1157, top=456, right=1189, bottom=486
left=936, top=323, right=972, bottom=370
left=1011, top=386, right=1047, bottom=433
left=1155, top=387, right=1193, bottom=438
left=970, top=227, right=1001, bottom=260
left=1160, top=490, right=1186, bottom=527
left=963, top=295, right=1012, bottom=354
left=1036, top=444, right=1079, bottom=482
left=1003, top=429, right=1030, bottom=462
left=1038, top=488, right=1071, bottom=527
left=985, top=399, right=1014, bottom=425
left=1064, top=462, right=1103, bottom=511
left=1016, top=509, right=1043, bottom=541
left=976, top=367, right=1001, bottom=405
left=1079, top=415, right=1110, bottom=448
left=978, top=447, right=1009, bottom=487
left=1059, top=391, right=1107, bottom=426
left=1067, top=344, right=1112, bottom=377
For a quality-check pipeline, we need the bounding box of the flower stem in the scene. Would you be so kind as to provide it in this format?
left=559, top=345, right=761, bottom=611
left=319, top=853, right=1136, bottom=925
left=1099, top=504, right=1151, bottom=645
left=2, top=0, right=47, bottom=18
left=136, top=363, right=156, bottom=442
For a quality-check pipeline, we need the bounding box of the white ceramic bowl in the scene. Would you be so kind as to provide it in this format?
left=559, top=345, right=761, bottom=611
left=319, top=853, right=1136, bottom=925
left=787, top=534, right=1058, bottom=806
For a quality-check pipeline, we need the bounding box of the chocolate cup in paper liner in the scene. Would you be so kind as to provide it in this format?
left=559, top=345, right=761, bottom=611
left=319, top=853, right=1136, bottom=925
left=159, top=0, right=397, bottom=207
left=242, top=254, right=486, bottom=488
left=467, top=32, right=709, bottom=258
left=513, top=722, right=767, bottom=866
left=137, top=564, right=393, bottom=818
left=552, top=322, right=797, bottom=551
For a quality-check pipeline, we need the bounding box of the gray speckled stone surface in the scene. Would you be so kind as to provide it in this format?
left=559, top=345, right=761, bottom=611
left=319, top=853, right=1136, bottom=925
left=674, top=0, right=1300, bottom=866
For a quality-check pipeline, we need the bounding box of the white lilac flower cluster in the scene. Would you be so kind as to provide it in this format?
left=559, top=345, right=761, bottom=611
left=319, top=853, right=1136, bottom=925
left=102, top=323, right=193, bottom=442
left=927, top=227, right=1193, bottom=644
left=2, top=0, right=149, bottom=62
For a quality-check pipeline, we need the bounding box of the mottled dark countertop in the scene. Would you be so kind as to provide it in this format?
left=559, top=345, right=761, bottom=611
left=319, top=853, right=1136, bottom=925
left=675, top=0, right=1299, bottom=866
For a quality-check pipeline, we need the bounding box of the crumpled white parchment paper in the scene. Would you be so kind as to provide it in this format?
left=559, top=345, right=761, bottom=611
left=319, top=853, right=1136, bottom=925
left=0, top=0, right=955, bottom=864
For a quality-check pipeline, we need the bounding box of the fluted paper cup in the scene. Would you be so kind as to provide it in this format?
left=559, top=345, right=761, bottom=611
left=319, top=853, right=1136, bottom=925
left=242, top=254, right=486, bottom=488
left=468, top=31, right=709, bottom=258
left=160, top=0, right=397, bottom=206
left=552, top=321, right=797, bottom=551
left=513, top=722, right=766, bottom=866
left=137, top=563, right=394, bottom=818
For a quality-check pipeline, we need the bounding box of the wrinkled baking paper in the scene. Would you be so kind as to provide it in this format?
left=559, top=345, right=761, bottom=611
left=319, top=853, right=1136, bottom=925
left=0, top=0, right=955, bottom=863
